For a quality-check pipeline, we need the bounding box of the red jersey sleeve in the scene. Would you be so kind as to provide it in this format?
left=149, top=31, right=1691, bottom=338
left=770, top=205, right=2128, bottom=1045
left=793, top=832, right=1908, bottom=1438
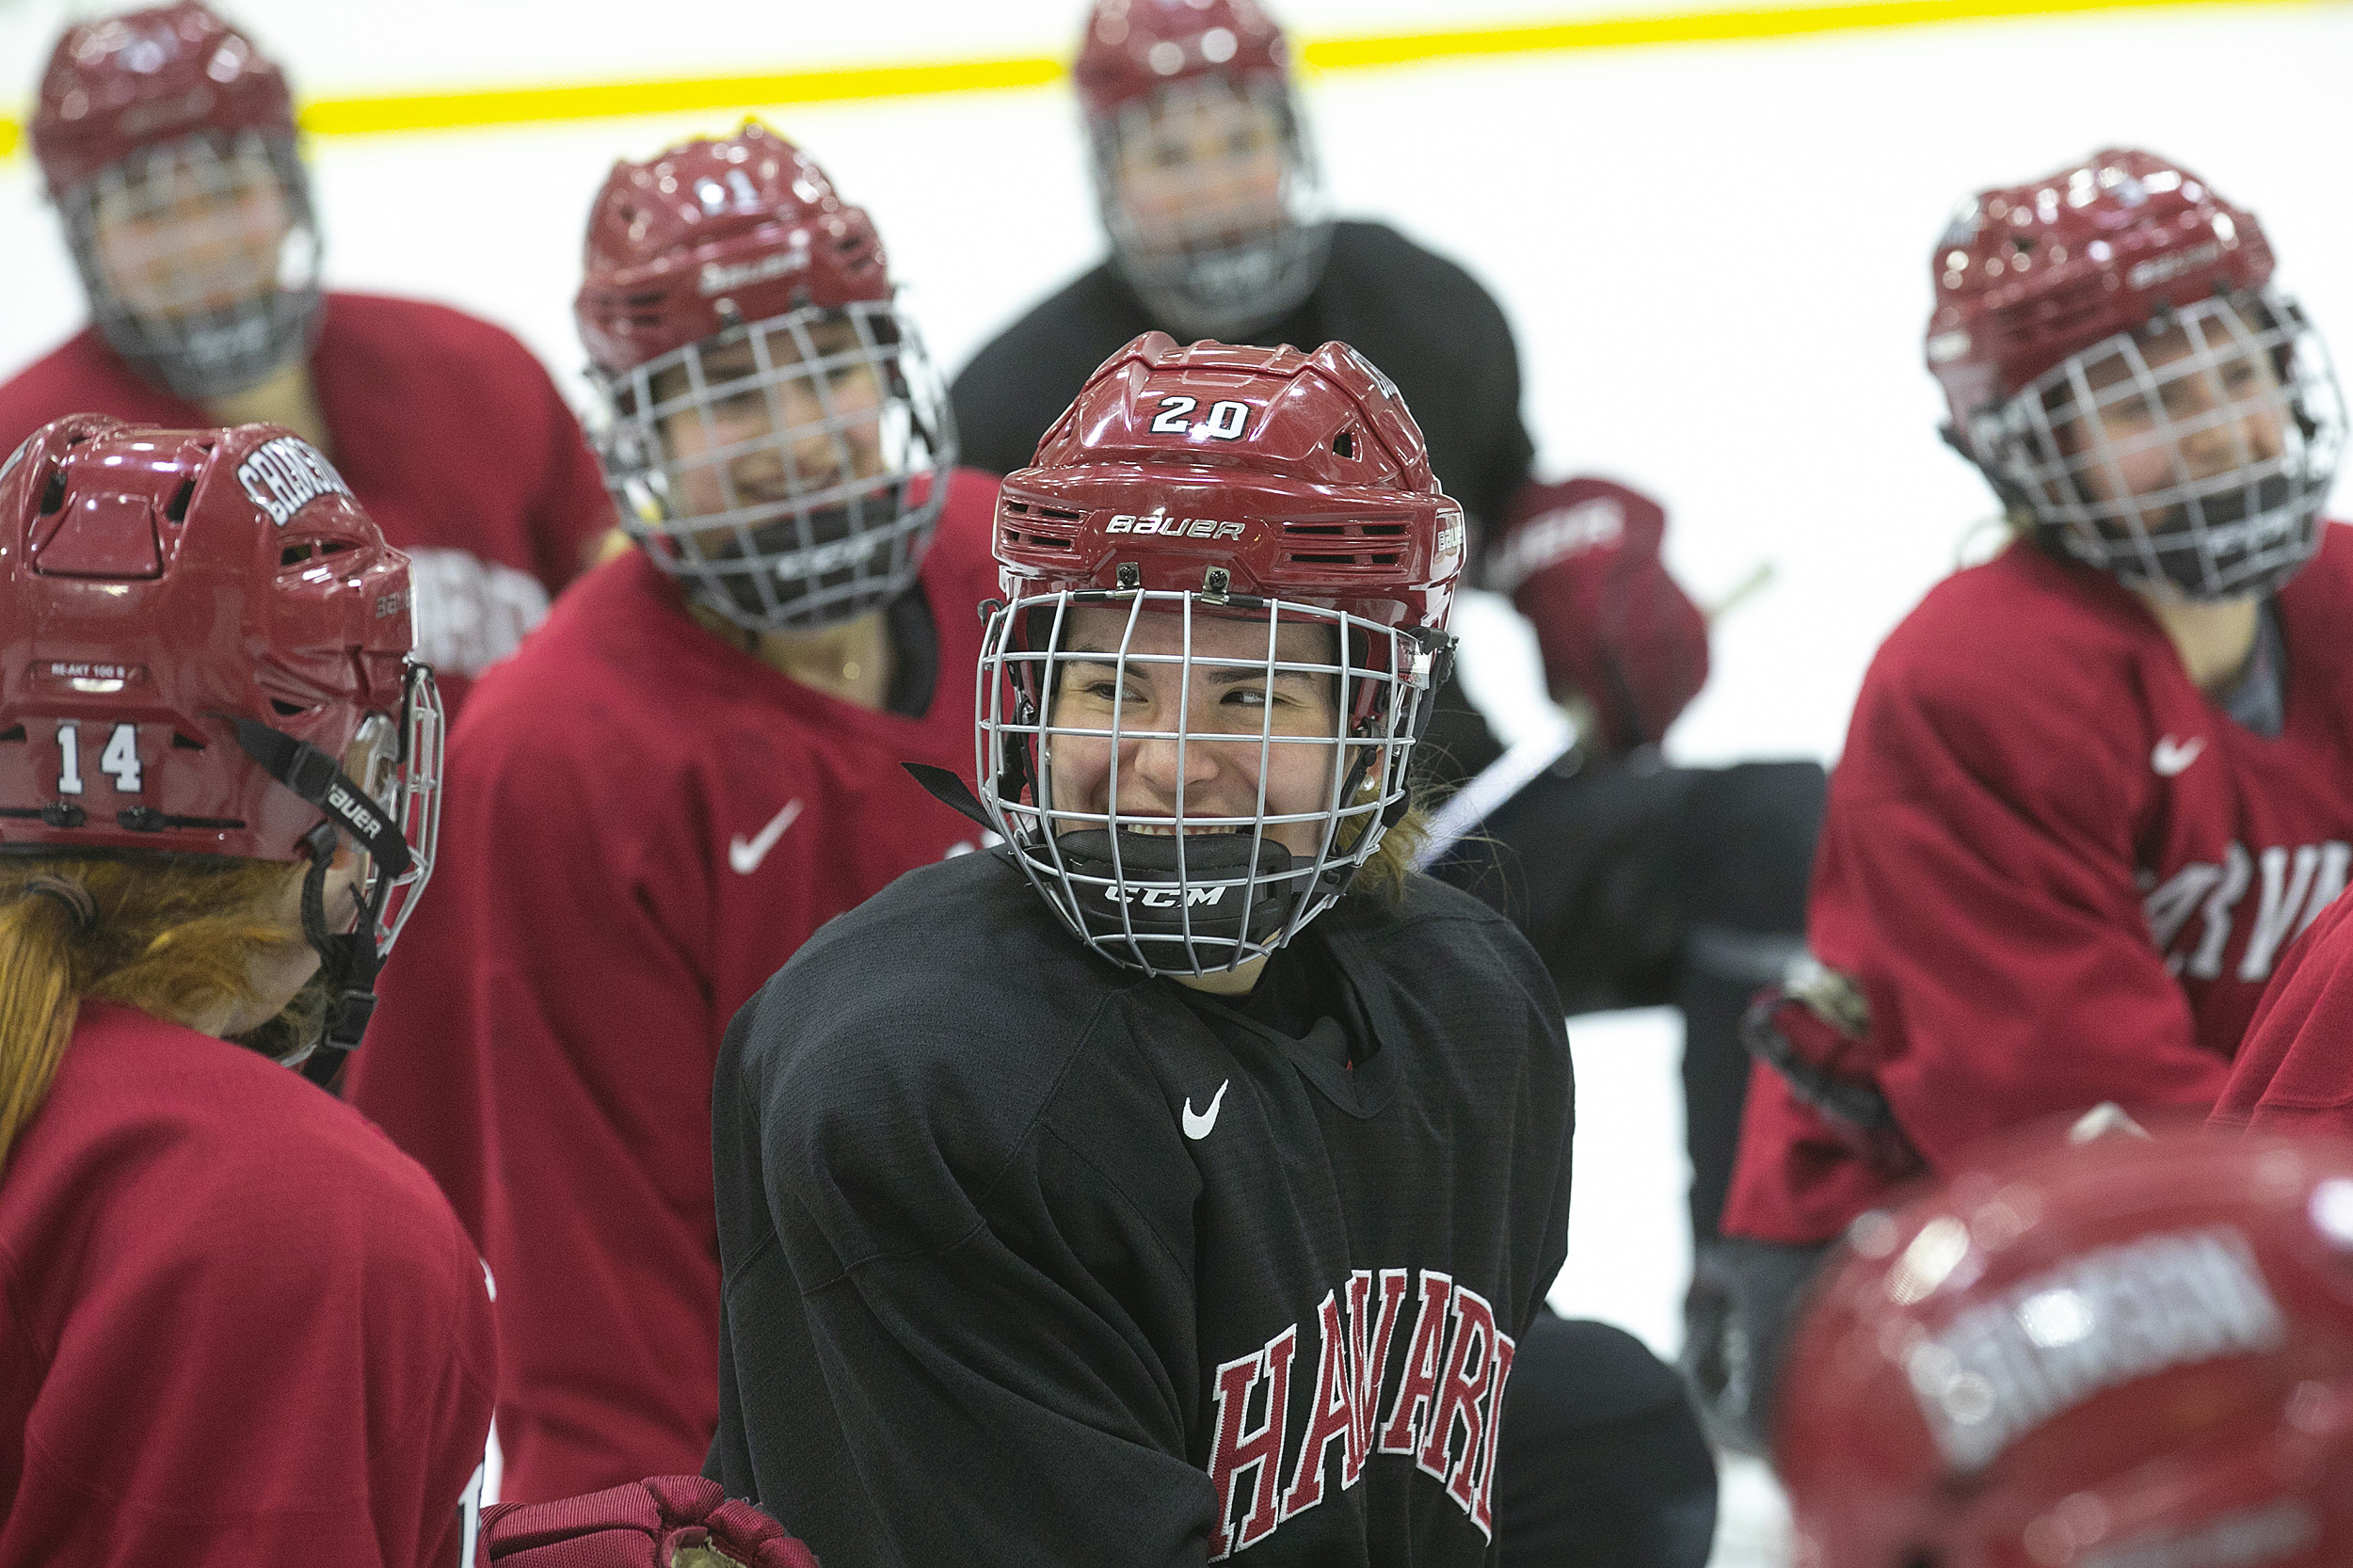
left=354, top=676, right=724, bottom=1502
left=1726, top=553, right=2228, bottom=1242
left=2211, top=891, right=2353, bottom=1135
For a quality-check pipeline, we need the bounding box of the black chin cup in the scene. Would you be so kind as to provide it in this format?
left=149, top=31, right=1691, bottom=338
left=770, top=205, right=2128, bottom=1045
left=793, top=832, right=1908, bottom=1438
left=2084, top=472, right=2310, bottom=597
left=687, top=491, right=908, bottom=625
left=1051, top=828, right=1302, bottom=951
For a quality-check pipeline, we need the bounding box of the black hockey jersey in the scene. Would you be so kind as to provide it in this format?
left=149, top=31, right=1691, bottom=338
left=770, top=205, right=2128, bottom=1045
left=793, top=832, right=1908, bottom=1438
left=706, top=849, right=1575, bottom=1566
left=951, top=220, right=1536, bottom=540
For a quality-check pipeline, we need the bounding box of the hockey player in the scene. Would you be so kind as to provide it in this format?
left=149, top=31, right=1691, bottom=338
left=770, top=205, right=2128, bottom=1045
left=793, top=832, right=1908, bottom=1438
left=951, top=0, right=1825, bottom=1314
left=344, top=122, right=999, bottom=1503
left=704, top=332, right=1718, bottom=1566
left=1775, top=1126, right=2353, bottom=1566
left=0, top=415, right=490, bottom=1564
left=1716, top=150, right=2353, bottom=1450
left=2, top=2, right=614, bottom=714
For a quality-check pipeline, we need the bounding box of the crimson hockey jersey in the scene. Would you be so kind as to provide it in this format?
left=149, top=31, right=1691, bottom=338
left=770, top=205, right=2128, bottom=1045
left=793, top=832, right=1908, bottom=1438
left=0, top=294, right=614, bottom=715
left=0, top=1003, right=494, bottom=1567
left=1726, top=529, right=2353, bottom=1244
left=708, top=851, right=1574, bottom=1566
left=346, top=471, right=1003, bottom=1503
left=2211, top=878, right=2353, bottom=1135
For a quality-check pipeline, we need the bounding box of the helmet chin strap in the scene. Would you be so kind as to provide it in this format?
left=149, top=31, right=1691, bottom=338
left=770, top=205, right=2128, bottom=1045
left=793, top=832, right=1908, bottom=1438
left=229, top=716, right=414, bottom=1080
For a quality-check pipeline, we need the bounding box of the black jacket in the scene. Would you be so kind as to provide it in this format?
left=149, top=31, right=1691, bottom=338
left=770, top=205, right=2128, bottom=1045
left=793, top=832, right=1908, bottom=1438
left=708, top=849, right=1574, bottom=1565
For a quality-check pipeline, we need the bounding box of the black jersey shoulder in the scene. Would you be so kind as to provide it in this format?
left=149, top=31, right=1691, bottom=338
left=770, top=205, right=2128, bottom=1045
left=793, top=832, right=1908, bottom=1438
left=1324, top=869, right=1570, bottom=1051
left=721, top=851, right=1151, bottom=1258
left=949, top=263, right=1147, bottom=479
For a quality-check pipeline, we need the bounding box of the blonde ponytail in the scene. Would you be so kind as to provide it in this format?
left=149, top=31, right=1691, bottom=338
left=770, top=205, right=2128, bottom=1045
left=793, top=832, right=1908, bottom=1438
left=0, top=856, right=307, bottom=1170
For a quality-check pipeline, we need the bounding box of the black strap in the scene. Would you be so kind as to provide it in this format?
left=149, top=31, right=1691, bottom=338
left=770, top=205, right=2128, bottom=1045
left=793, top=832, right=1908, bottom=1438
left=229, top=716, right=410, bottom=876
left=902, top=761, right=996, bottom=833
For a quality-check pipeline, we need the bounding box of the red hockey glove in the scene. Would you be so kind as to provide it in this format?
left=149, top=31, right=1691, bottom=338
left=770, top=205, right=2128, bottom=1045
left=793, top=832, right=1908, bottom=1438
left=1489, top=476, right=1709, bottom=753
left=1739, top=957, right=1922, bottom=1176
left=478, top=1475, right=820, bottom=1568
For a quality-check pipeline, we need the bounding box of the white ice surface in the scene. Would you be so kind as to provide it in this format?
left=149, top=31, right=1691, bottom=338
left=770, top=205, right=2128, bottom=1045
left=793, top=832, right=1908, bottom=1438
left=8, top=8, right=2352, bottom=1555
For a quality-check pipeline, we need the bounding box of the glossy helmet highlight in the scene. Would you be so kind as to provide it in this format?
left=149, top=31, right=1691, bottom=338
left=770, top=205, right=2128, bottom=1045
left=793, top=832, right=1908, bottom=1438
left=31, top=2, right=323, bottom=400
left=1928, top=149, right=2345, bottom=600
left=0, top=415, right=441, bottom=1063
left=1076, top=0, right=1331, bottom=341
left=975, top=333, right=1462, bottom=976
left=1777, top=1126, right=2353, bottom=1568
left=576, top=120, right=956, bottom=633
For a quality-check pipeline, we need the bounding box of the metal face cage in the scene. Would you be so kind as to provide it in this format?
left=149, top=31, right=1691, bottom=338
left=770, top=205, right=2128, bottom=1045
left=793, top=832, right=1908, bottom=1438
left=357, top=660, right=443, bottom=960
left=594, top=297, right=957, bottom=633
left=1973, top=289, right=2346, bottom=600
left=59, top=130, right=323, bottom=400
left=1090, top=73, right=1333, bottom=342
left=974, top=586, right=1446, bottom=977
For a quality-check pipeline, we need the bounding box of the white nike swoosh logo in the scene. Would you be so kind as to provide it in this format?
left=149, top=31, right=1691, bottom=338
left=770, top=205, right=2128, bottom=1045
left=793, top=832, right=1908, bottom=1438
left=1182, top=1079, right=1230, bottom=1141
left=2152, top=736, right=2207, bottom=777
left=728, top=799, right=805, bottom=875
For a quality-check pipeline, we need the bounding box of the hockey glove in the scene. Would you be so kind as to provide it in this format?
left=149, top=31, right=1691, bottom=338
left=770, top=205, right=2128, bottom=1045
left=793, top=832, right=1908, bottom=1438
left=1739, top=955, right=1923, bottom=1175
left=1489, top=476, right=1709, bottom=754
left=478, top=1475, right=820, bottom=1568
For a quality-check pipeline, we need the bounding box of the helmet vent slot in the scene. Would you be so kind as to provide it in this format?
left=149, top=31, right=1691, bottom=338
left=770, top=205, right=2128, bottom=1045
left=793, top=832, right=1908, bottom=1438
left=1333, top=430, right=1355, bottom=457
left=269, top=698, right=309, bottom=718
left=0, top=726, right=23, bottom=744
left=164, top=478, right=195, bottom=523
left=37, top=470, right=66, bottom=516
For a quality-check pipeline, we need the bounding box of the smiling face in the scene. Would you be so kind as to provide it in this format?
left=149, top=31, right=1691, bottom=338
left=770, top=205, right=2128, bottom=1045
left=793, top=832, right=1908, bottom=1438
left=1107, top=80, right=1290, bottom=257
left=1044, top=604, right=1343, bottom=859
left=650, top=314, right=888, bottom=525
left=86, top=137, right=296, bottom=324
left=2051, top=312, right=2291, bottom=513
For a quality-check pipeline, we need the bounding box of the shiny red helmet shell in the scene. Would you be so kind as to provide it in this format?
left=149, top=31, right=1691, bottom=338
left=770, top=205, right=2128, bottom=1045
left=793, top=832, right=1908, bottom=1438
left=31, top=1, right=296, bottom=198
left=1778, top=1126, right=2353, bottom=1568
left=575, top=120, right=892, bottom=376
left=1074, top=0, right=1293, bottom=119
left=0, top=415, right=414, bottom=862
left=997, top=332, right=1463, bottom=632
left=1928, top=149, right=2276, bottom=441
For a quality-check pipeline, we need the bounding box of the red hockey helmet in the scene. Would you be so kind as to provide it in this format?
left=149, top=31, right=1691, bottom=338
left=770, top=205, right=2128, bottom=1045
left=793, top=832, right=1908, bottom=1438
left=1076, top=0, right=1330, bottom=341
left=971, top=333, right=1462, bottom=975
left=31, top=3, right=321, bottom=400
left=0, top=415, right=441, bottom=1055
left=1778, top=1127, right=2353, bottom=1568
left=31, top=1, right=293, bottom=194
left=1075, top=0, right=1293, bottom=118
left=1928, top=150, right=2343, bottom=600
left=576, top=121, right=955, bottom=633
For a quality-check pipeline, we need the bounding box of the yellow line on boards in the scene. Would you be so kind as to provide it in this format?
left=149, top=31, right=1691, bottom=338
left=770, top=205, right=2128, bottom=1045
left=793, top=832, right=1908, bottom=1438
left=0, top=0, right=2315, bottom=149
left=1297, top=0, right=2304, bottom=65
left=297, top=54, right=1065, bottom=137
